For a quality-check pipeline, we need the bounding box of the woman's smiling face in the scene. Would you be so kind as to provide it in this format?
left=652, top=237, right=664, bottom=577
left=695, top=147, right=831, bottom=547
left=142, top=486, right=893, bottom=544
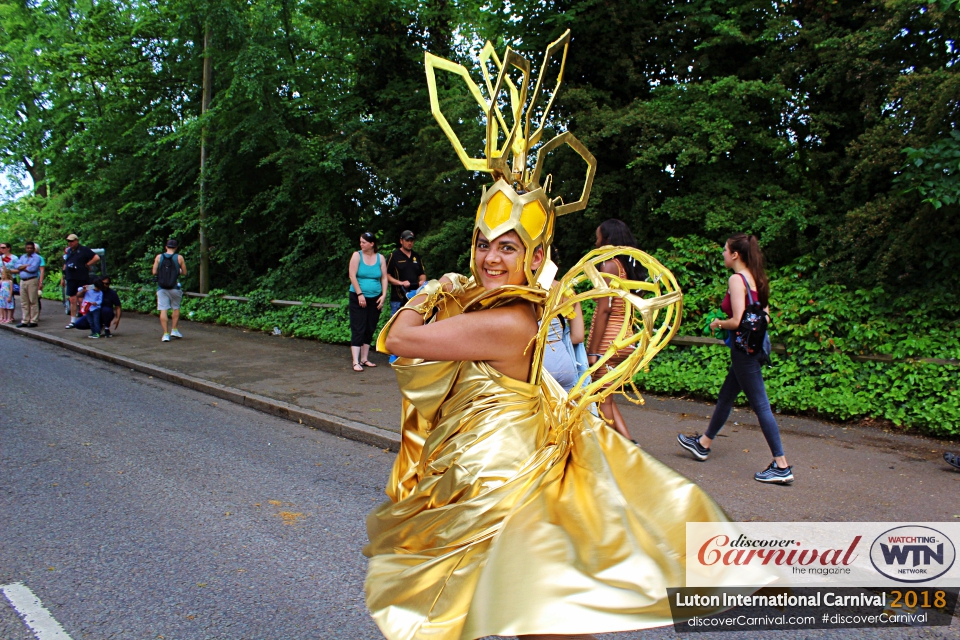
left=474, top=230, right=541, bottom=289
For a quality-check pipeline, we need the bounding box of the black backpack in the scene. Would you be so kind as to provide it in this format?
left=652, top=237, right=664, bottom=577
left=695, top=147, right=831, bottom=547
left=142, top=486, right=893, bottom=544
left=157, top=253, right=180, bottom=290
left=733, top=273, right=768, bottom=357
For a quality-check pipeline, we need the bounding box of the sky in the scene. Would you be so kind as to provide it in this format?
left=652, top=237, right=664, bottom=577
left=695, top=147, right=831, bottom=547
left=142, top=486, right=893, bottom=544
left=0, top=169, right=31, bottom=204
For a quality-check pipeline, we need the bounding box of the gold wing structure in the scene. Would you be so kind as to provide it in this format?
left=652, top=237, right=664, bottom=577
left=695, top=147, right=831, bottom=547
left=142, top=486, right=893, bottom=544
left=534, top=247, right=683, bottom=423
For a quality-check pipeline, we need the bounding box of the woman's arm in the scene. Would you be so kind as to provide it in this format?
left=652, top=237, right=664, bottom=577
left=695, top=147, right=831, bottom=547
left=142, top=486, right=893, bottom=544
left=711, top=275, right=745, bottom=331
left=348, top=252, right=367, bottom=308
left=570, top=301, right=585, bottom=345
left=385, top=302, right=538, bottom=377
left=377, top=253, right=388, bottom=310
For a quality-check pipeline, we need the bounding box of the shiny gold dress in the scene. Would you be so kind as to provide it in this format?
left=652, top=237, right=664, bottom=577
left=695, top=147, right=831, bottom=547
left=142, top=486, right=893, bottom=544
left=365, top=278, right=731, bottom=640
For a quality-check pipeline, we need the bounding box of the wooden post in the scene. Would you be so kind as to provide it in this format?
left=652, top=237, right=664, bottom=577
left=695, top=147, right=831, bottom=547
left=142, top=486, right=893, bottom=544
left=199, top=22, right=213, bottom=294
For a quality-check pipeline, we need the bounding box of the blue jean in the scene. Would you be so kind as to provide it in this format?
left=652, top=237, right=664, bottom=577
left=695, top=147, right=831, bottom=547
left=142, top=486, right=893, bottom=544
left=74, top=307, right=113, bottom=332
left=87, top=308, right=101, bottom=336
left=705, top=346, right=784, bottom=458
left=390, top=301, right=404, bottom=316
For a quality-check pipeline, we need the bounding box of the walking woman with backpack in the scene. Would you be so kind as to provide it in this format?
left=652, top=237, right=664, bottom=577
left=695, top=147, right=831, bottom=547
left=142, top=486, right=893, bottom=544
left=677, top=233, right=793, bottom=484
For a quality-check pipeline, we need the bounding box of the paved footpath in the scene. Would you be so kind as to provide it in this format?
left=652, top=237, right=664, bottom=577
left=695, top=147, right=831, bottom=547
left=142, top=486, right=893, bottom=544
left=4, top=330, right=960, bottom=639
left=2, top=311, right=960, bottom=525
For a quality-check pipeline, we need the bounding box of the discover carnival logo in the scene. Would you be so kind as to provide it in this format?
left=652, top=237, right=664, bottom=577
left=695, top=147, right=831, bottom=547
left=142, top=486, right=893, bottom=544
left=697, top=533, right=863, bottom=573
left=869, top=526, right=956, bottom=583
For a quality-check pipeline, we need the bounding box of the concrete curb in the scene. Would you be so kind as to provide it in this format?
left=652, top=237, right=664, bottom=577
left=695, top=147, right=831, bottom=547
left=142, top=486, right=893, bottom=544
left=0, top=323, right=401, bottom=452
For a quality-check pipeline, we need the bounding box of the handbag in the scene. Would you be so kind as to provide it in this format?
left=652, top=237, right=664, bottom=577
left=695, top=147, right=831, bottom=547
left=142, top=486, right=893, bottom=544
left=733, top=273, right=768, bottom=357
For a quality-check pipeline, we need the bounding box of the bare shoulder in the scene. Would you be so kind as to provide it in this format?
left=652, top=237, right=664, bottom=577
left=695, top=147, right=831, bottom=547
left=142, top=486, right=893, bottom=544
left=599, top=259, right=620, bottom=274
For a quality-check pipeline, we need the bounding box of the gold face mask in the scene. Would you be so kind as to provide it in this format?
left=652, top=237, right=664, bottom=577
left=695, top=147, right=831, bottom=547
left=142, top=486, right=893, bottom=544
left=425, top=31, right=596, bottom=287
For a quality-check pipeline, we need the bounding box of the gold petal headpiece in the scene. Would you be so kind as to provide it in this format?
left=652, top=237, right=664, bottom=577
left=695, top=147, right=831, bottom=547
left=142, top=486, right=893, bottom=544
left=425, top=30, right=596, bottom=286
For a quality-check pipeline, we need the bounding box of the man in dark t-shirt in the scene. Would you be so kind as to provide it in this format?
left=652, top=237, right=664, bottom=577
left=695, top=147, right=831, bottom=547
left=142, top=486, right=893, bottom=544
left=385, top=230, right=426, bottom=315
left=63, top=233, right=100, bottom=319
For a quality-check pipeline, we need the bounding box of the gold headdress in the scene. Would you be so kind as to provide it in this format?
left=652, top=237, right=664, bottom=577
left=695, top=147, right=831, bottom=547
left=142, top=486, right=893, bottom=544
left=425, top=30, right=596, bottom=287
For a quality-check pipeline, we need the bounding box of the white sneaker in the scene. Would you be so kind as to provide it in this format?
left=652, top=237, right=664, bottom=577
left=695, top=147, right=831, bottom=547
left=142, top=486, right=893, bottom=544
left=162, top=333, right=171, bottom=342
left=170, top=329, right=183, bottom=338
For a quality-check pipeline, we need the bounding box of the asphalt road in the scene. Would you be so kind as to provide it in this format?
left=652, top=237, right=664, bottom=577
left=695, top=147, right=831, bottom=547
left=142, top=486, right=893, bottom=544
left=1, top=331, right=957, bottom=639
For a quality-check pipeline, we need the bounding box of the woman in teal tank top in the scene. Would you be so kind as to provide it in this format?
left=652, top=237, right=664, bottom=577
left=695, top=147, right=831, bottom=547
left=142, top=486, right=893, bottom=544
left=348, top=232, right=388, bottom=371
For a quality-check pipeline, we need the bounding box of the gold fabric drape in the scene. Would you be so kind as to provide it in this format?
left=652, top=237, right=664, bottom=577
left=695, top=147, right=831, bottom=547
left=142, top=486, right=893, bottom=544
left=364, top=355, right=731, bottom=639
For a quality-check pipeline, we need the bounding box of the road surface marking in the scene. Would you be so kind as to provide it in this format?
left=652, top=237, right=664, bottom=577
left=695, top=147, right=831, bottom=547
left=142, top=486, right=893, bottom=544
left=1, top=582, right=73, bottom=640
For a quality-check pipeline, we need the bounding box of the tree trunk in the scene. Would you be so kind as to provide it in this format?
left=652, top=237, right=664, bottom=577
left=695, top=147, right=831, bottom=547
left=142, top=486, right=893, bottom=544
left=23, top=155, right=47, bottom=198
left=199, top=22, right=213, bottom=294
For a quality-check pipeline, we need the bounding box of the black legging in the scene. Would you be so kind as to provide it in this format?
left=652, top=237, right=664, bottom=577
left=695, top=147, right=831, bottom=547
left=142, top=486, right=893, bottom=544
left=349, top=291, right=381, bottom=347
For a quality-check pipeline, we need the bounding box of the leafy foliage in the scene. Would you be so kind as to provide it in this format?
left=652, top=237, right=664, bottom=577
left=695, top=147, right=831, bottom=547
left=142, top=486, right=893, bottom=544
left=897, top=130, right=960, bottom=209
left=1, top=0, right=958, bottom=296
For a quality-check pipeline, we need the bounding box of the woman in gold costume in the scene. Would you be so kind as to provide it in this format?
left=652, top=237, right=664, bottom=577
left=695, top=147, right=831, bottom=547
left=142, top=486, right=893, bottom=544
left=364, top=31, right=734, bottom=640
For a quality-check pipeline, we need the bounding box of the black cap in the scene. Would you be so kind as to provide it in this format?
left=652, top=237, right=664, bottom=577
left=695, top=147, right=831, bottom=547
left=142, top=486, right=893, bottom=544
left=166, top=238, right=179, bottom=248
left=400, top=230, right=415, bottom=240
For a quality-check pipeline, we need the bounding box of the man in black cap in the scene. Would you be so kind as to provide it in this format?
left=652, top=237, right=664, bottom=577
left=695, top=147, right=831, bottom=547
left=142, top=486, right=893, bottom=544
left=63, top=233, right=100, bottom=321
left=385, top=230, right=426, bottom=316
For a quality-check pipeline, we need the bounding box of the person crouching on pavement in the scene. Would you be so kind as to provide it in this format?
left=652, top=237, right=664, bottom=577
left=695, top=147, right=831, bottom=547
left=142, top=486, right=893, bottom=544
left=73, top=279, right=104, bottom=338
left=152, top=239, right=187, bottom=343
left=70, top=276, right=122, bottom=337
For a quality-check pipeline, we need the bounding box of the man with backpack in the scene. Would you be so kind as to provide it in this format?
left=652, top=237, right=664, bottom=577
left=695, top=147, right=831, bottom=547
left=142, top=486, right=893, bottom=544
left=152, top=239, right=187, bottom=342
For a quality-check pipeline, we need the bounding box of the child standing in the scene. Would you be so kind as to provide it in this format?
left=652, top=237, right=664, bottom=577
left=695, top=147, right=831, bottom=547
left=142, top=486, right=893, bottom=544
left=0, top=268, right=14, bottom=323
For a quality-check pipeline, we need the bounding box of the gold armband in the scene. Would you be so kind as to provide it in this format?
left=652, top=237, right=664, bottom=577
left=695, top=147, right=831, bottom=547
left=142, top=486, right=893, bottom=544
left=403, top=279, right=446, bottom=322
left=403, top=274, right=470, bottom=322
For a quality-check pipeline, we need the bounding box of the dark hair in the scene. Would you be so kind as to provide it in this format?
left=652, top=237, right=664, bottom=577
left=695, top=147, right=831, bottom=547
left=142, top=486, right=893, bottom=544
left=726, top=233, right=769, bottom=306
left=92, top=278, right=104, bottom=290
left=597, top=219, right=647, bottom=282
left=25, top=241, right=35, bottom=248
left=360, top=231, right=377, bottom=252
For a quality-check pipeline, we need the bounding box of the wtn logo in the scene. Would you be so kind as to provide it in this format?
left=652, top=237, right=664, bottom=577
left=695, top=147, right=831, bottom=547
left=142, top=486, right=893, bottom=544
left=870, top=526, right=956, bottom=583
left=880, top=543, right=944, bottom=568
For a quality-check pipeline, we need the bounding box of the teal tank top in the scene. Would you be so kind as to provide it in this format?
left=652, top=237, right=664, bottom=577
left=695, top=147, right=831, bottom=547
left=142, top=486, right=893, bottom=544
left=349, top=252, right=383, bottom=297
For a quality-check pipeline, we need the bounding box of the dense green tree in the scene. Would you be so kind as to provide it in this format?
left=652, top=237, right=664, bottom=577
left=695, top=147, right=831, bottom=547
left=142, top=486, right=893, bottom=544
left=0, top=0, right=956, bottom=296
